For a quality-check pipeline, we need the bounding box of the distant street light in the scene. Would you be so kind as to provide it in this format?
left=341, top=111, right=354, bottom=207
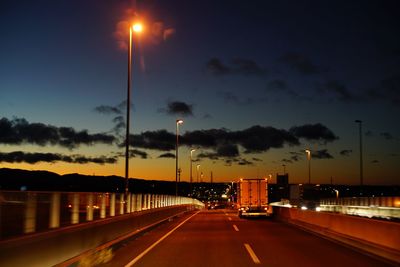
left=334, top=189, right=339, bottom=205
left=355, top=120, right=363, bottom=188
left=305, top=149, right=311, bottom=184
left=196, top=164, right=201, bottom=183
left=282, top=164, right=286, bottom=174
left=125, top=21, right=143, bottom=197
left=190, top=149, right=196, bottom=196
left=175, top=119, right=183, bottom=197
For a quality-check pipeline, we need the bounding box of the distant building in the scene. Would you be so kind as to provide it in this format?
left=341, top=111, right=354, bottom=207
left=275, top=173, right=290, bottom=200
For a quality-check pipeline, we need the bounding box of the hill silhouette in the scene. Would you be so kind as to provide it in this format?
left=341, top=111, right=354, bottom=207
left=0, top=168, right=227, bottom=197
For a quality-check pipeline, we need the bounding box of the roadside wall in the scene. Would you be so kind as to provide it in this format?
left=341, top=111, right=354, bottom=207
left=273, top=206, right=400, bottom=264
left=0, top=205, right=193, bottom=267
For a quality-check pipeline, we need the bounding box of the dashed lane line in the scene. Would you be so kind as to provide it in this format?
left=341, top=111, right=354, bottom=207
left=124, top=211, right=200, bottom=267
left=244, top=243, right=261, bottom=264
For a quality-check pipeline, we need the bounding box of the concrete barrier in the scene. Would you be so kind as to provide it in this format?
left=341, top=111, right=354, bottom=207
left=273, top=206, right=400, bottom=264
left=0, top=205, right=195, bottom=267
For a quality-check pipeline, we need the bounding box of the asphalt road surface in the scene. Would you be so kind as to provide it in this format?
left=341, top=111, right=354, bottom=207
left=98, top=209, right=394, bottom=267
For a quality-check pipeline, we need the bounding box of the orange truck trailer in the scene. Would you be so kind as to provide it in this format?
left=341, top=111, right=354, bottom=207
left=237, top=178, right=272, bottom=217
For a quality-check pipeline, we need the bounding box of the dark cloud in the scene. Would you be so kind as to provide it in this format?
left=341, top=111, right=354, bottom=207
left=289, top=123, right=338, bottom=143
left=197, top=152, right=220, bottom=161
left=202, top=113, right=212, bottom=119
left=231, top=58, right=266, bottom=76
left=216, top=143, right=239, bottom=157
left=313, top=149, right=334, bottom=159
left=159, top=101, right=194, bottom=117
left=158, top=152, right=175, bottom=159
left=267, top=79, right=287, bottom=91
left=318, top=80, right=359, bottom=102
left=126, top=124, right=337, bottom=163
left=238, top=158, right=253, bottom=165
left=206, top=58, right=231, bottom=75
left=94, top=105, right=122, bottom=115
left=281, top=158, right=293, bottom=164
left=361, top=73, right=400, bottom=106
left=365, top=131, right=373, bottom=137
left=224, top=157, right=253, bottom=166
left=94, top=102, right=131, bottom=135
left=380, top=74, right=400, bottom=105
left=0, top=117, right=116, bottom=149
left=0, top=151, right=117, bottom=164
left=279, top=52, right=320, bottom=75
left=380, top=132, right=394, bottom=140
left=130, top=149, right=148, bottom=159
left=112, top=115, right=126, bottom=135
left=287, top=151, right=302, bottom=162
left=132, top=130, right=176, bottom=151
left=236, top=126, right=299, bottom=153
left=340, top=149, right=352, bottom=156
left=371, top=160, right=379, bottom=164
left=206, top=58, right=266, bottom=76
left=252, top=157, right=262, bottom=162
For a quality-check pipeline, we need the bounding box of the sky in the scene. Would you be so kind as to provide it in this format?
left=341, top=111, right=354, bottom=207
left=0, top=0, right=399, bottom=185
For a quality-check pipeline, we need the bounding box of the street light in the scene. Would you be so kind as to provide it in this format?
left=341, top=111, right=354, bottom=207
left=125, top=21, right=143, bottom=197
left=196, top=164, right=201, bottom=183
left=190, top=149, right=196, bottom=196
left=175, top=119, right=183, bottom=197
left=355, top=120, right=363, bottom=188
left=305, top=149, right=311, bottom=184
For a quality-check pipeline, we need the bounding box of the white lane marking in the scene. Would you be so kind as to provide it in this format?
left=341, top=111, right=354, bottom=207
left=125, top=211, right=200, bottom=267
left=233, top=224, right=239, bottom=231
left=244, top=243, right=261, bottom=264
left=228, top=217, right=232, bottom=221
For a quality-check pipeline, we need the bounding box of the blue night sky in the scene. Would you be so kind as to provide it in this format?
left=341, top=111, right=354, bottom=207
left=0, top=0, right=399, bottom=185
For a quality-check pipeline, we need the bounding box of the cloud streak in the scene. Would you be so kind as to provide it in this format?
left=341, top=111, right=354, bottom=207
left=0, top=151, right=117, bottom=164
left=158, top=101, right=194, bottom=117
left=206, top=58, right=266, bottom=76
left=279, top=52, right=320, bottom=75
left=0, top=117, right=116, bottom=149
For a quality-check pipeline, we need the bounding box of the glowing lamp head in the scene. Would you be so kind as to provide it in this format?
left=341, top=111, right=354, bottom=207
left=176, top=119, right=184, bottom=124
left=132, top=23, right=143, bottom=33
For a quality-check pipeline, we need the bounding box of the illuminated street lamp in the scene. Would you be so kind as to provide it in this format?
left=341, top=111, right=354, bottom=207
left=355, top=120, right=363, bottom=188
left=125, top=21, right=143, bottom=196
left=334, top=189, right=339, bottom=205
left=305, top=149, right=311, bottom=184
left=175, top=119, right=184, bottom=197
left=190, top=149, right=196, bottom=195
left=196, top=164, right=201, bottom=183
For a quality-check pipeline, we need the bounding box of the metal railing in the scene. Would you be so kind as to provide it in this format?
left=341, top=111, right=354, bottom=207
left=320, top=196, right=400, bottom=208
left=0, top=190, right=204, bottom=240
left=319, top=196, right=400, bottom=219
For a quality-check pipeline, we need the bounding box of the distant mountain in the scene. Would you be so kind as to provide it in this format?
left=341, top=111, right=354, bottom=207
left=0, top=168, right=176, bottom=194
left=0, top=168, right=231, bottom=200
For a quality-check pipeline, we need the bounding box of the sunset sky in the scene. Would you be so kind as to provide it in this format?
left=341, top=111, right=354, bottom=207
left=1, top=0, right=399, bottom=185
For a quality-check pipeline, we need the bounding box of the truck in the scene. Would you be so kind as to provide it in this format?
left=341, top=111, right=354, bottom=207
left=237, top=178, right=272, bottom=217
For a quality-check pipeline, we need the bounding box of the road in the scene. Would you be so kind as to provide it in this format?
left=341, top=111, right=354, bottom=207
left=97, top=209, right=393, bottom=267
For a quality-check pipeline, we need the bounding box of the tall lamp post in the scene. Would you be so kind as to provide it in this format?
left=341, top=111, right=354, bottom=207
left=355, top=120, right=363, bottom=188
left=190, top=149, right=196, bottom=196
left=125, top=22, right=143, bottom=196
left=196, top=164, right=201, bottom=183
left=175, top=119, right=183, bottom=197
left=305, top=149, right=311, bottom=184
